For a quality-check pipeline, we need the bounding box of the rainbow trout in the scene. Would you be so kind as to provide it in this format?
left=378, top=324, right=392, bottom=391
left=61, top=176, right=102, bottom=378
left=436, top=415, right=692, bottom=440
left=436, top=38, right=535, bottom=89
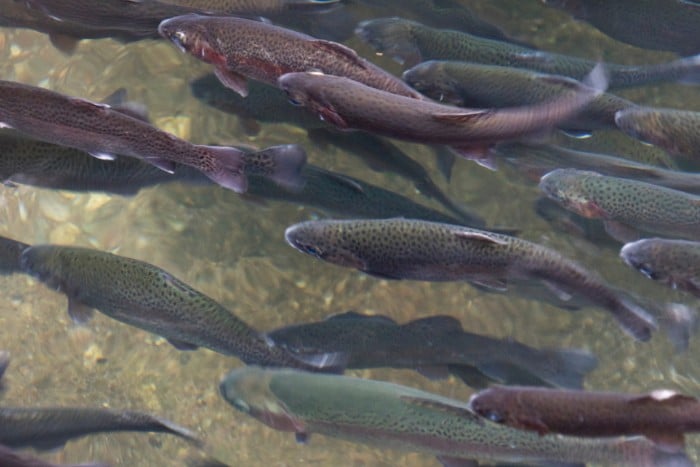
left=0, top=406, right=200, bottom=450
left=404, top=61, right=635, bottom=135
left=267, top=311, right=597, bottom=389
left=492, top=142, right=700, bottom=193
left=621, top=238, right=700, bottom=298
left=0, top=80, right=306, bottom=193
left=284, top=218, right=657, bottom=341
left=539, top=169, right=700, bottom=241
left=0, top=131, right=211, bottom=195
left=615, top=107, right=700, bottom=159
left=19, top=245, right=334, bottom=370
left=543, top=0, right=700, bottom=56
left=158, top=14, right=420, bottom=98
left=250, top=164, right=482, bottom=226
left=278, top=70, right=604, bottom=167
left=220, top=367, right=690, bottom=466
left=356, top=17, right=700, bottom=89
left=470, top=385, right=700, bottom=450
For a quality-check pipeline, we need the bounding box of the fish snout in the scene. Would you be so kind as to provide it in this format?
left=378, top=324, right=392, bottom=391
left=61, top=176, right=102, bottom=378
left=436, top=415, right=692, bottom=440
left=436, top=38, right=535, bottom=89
left=284, top=224, right=325, bottom=259
left=620, top=240, right=659, bottom=280
left=158, top=14, right=204, bottom=53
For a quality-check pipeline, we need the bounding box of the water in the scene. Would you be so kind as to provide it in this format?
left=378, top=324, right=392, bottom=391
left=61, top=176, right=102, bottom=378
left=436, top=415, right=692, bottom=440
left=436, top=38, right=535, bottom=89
left=0, top=1, right=699, bottom=465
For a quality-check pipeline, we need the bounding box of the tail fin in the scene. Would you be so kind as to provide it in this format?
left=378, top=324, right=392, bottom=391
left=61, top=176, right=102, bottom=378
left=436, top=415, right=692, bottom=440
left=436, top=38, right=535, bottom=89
left=245, top=144, right=307, bottom=191
left=659, top=303, right=698, bottom=353
left=355, top=17, right=423, bottom=66
left=614, top=295, right=658, bottom=342
left=201, top=145, right=248, bottom=193
left=153, top=415, right=204, bottom=448
left=534, top=347, right=598, bottom=389
left=675, top=53, right=700, bottom=85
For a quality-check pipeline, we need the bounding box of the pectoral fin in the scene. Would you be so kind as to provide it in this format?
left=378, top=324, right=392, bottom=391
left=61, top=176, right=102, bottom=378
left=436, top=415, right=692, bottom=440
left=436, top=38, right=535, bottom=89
left=470, top=278, right=508, bottom=292
left=603, top=220, right=639, bottom=243
left=167, top=338, right=199, bottom=351
left=646, top=431, right=686, bottom=452
left=317, top=105, right=349, bottom=129
left=67, top=296, right=94, bottom=324
left=416, top=365, right=451, bottom=380
left=452, top=230, right=508, bottom=245
left=215, top=67, right=249, bottom=97
left=399, top=396, right=480, bottom=422
left=432, top=110, right=488, bottom=125
left=436, top=456, right=479, bottom=467
left=542, top=280, right=574, bottom=301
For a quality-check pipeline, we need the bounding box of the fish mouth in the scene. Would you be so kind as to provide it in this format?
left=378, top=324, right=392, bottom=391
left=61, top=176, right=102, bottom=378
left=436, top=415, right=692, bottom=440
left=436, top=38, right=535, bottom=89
left=284, top=225, right=324, bottom=258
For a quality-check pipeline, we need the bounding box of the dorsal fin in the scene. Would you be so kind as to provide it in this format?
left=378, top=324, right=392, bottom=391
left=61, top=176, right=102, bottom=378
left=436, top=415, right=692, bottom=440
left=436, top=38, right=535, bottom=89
left=324, top=311, right=397, bottom=325
left=432, top=110, right=489, bottom=125
left=405, top=315, right=463, bottom=333
left=311, top=40, right=369, bottom=69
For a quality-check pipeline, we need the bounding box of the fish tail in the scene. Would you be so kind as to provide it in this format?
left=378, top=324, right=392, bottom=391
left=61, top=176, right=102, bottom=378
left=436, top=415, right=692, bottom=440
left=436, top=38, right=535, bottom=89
left=613, top=296, right=658, bottom=342
left=153, top=415, right=204, bottom=448
left=536, top=347, right=598, bottom=389
left=249, top=144, right=308, bottom=191
left=355, top=18, right=422, bottom=66
left=658, top=303, right=698, bottom=353
left=202, top=145, right=248, bottom=193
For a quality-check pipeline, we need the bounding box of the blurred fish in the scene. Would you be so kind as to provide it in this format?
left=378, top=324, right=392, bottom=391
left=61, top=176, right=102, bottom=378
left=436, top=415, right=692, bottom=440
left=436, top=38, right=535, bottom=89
left=542, top=0, right=700, bottom=56
left=0, top=131, right=211, bottom=195
left=493, top=142, right=700, bottom=193
left=404, top=61, right=635, bottom=135
left=284, top=218, right=657, bottom=340
left=267, top=311, right=598, bottom=389
left=540, top=169, right=700, bottom=242
left=0, top=80, right=306, bottom=193
left=621, top=238, right=700, bottom=298
left=305, top=129, right=474, bottom=221
left=190, top=75, right=327, bottom=132
left=355, top=0, right=530, bottom=44
left=615, top=107, right=700, bottom=159
left=0, top=235, right=29, bottom=275
left=0, top=444, right=108, bottom=467
left=470, top=385, right=700, bottom=451
left=278, top=70, right=604, bottom=168
left=0, top=406, right=201, bottom=450
left=220, top=367, right=690, bottom=466
left=356, top=17, right=700, bottom=88
left=247, top=165, right=484, bottom=227
left=535, top=197, right=618, bottom=248
left=19, top=245, right=336, bottom=371
left=156, top=0, right=340, bottom=14
left=0, top=351, right=8, bottom=383
left=158, top=14, right=420, bottom=98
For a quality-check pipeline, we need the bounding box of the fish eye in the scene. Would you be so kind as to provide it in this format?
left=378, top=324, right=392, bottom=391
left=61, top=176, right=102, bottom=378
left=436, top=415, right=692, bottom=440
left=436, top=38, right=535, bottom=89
left=288, top=98, right=302, bottom=106
left=482, top=410, right=505, bottom=423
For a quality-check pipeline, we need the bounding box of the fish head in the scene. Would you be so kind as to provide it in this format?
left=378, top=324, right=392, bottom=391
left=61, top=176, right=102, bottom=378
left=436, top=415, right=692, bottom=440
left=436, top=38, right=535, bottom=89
left=278, top=72, right=324, bottom=109
left=468, top=388, right=511, bottom=424
left=620, top=239, right=665, bottom=281
left=539, top=169, right=605, bottom=218
left=159, top=14, right=224, bottom=66
left=402, top=61, right=461, bottom=104
left=284, top=221, right=367, bottom=271
left=220, top=368, right=306, bottom=433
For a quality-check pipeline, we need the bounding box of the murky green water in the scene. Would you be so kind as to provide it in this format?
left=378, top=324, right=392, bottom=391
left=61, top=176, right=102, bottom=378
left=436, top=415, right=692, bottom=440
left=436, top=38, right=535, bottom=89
left=0, top=1, right=699, bottom=465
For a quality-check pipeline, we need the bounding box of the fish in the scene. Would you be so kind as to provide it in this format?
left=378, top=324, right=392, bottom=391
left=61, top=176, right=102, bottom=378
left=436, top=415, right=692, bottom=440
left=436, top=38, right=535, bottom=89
left=0, top=406, right=201, bottom=450
left=220, top=367, right=691, bottom=466
left=158, top=14, right=421, bottom=99
left=469, top=385, right=700, bottom=451
left=0, top=351, right=8, bottom=384
left=0, top=80, right=306, bottom=193
left=403, top=61, right=635, bottom=135
left=539, top=168, right=700, bottom=242
left=154, top=0, right=340, bottom=14
left=284, top=218, right=657, bottom=341
left=277, top=69, right=605, bottom=168
left=0, top=235, right=30, bottom=275
left=267, top=311, right=598, bottom=389
left=615, top=107, right=700, bottom=160
left=492, top=142, right=700, bottom=193
left=190, top=74, right=328, bottom=133
left=355, top=17, right=700, bottom=89
left=0, top=444, right=108, bottom=467
left=621, top=238, right=700, bottom=298
left=19, top=245, right=337, bottom=371
left=305, top=129, right=475, bottom=222
left=534, top=197, right=621, bottom=248
left=542, top=0, right=700, bottom=56
left=246, top=164, right=484, bottom=227
left=0, top=131, right=211, bottom=195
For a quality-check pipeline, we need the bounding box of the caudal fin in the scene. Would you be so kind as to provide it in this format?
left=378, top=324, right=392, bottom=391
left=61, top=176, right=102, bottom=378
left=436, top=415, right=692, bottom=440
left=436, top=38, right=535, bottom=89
left=245, top=144, right=307, bottom=191
left=535, top=347, right=598, bottom=389
left=614, top=295, right=658, bottom=342
left=675, top=54, right=700, bottom=85
left=201, top=145, right=248, bottom=193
